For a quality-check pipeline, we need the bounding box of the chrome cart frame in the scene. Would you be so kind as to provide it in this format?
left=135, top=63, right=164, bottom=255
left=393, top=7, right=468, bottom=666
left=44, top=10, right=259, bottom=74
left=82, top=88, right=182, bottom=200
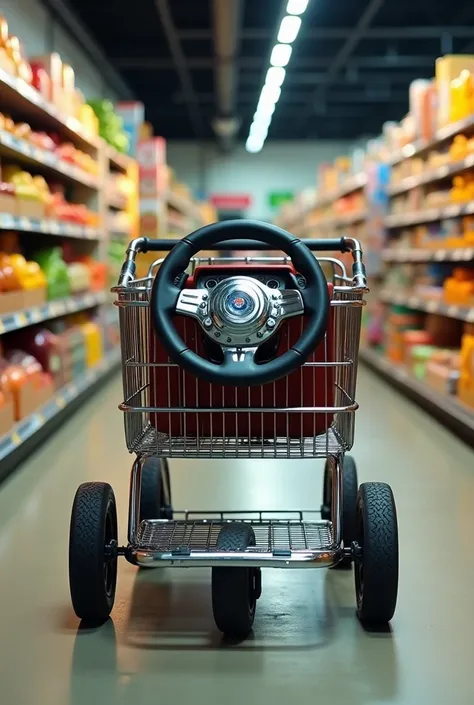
left=114, top=236, right=368, bottom=570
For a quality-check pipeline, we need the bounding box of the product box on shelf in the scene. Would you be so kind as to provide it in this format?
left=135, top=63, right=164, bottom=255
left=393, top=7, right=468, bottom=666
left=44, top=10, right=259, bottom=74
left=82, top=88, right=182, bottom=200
left=29, top=53, right=63, bottom=107
left=117, top=102, right=144, bottom=158
left=0, top=395, right=14, bottom=435
left=0, top=189, right=18, bottom=216
left=137, top=137, right=168, bottom=239
left=17, top=198, right=45, bottom=219
left=16, top=374, right=53, bottom=420
left=137, top=137, right=168, bottom=197
left=0, top=290, right=23, bottom=314
left=22, top=287, right=46, bottom=308
left=436, top=55, right=474, bottom=127
left=458, top=323, right=474, bottom=407
left=425, top=350, right=460, bottom=396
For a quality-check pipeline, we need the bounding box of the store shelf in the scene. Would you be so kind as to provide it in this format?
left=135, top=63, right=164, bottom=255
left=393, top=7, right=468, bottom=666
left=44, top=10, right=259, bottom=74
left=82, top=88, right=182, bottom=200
left=361, top=347, right=474, bottom=444
left=107, top=146, right=134, bottom=173
left=380, top=289, right=474, bottom=322
left=166, top=190, right=202, bottom=224
left=388, top=154, right=474, bottom=197
left=389, top=114, right=474, bottom=166
left=382, top=247, right=474, bottom=263
left=279, top=175, right=367, bottom=230
left=317, top=173, right=367, bottom=206
left=0, top=130, right=99, bottom=189
left=385, top=202, right=474, bottom=228
left=0, top=213, right=102, bottom=240
left=0, top=291, right=106, bottom=335
left=309, top=211, right=367, bottom=232
left=0, top=347, right=120, bottom=475
left=107, top=193, right=128, bottom=210
left=0, top=68, right=100, bottom=153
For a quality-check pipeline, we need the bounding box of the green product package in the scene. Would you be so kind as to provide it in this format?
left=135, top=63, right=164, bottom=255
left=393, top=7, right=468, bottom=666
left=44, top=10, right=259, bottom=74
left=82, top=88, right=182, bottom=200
left=410, top=344, right=436, bottom=380
left=33, top=248, right=71, bottom=300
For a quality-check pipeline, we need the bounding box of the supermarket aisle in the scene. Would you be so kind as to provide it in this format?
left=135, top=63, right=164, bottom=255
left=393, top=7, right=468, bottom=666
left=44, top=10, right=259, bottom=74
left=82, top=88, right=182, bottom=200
left=1, top=367, right=474, bottom=705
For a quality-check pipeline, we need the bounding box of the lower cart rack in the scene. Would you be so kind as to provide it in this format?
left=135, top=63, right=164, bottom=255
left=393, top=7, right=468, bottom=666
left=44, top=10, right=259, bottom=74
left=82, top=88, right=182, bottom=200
left=131, top=516, right=338, bottom=567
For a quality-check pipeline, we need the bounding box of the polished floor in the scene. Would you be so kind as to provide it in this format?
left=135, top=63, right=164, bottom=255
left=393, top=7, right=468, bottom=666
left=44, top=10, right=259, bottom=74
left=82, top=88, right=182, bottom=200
left=1, top=367, right=474, bottom=704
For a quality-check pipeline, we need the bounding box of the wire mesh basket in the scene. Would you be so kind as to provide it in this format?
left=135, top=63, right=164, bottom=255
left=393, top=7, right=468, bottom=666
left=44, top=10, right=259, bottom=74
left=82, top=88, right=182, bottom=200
left=114, top=246, right=366, bottom=460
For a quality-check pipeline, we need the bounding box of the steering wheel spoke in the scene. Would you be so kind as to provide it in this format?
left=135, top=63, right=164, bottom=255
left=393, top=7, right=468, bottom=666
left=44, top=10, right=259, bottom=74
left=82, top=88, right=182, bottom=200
left=176, top=288, right=209, bottom=321
left=276, top=288, right=304, bottom=321
left=222, top=347, right=257, bottom=369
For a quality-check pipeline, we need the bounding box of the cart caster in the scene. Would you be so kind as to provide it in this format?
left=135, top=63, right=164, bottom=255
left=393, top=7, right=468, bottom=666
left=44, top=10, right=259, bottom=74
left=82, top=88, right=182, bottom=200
left=69, top=482, right=118, bottom=624
left=321, top=455, right=358, bottom=568
left=212, top=524, right=259, bottom=637
left=354, top=482, right=398, bottom=625
left=139, top=457, right=173, bottom=521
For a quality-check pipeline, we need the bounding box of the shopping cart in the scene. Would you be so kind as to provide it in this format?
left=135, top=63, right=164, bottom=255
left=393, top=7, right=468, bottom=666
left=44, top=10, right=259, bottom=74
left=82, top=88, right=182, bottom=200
left=68, top=220, right=399, bottom=636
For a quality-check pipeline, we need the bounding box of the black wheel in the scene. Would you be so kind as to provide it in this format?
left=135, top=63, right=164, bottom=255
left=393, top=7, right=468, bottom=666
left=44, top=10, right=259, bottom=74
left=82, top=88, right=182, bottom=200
left=212, top=524, right=260, bottom=637
left=69, top=482, right=118, bottom=623
left=139, top=457, right=173, bottom=522
left=321, top=455, right=358, bottom=567
left=354, top=482, right=399, bottom=625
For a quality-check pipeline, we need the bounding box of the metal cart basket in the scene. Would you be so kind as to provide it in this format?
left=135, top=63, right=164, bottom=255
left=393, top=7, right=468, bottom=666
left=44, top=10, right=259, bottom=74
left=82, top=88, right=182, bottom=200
left=68, top=224, right=399, bottom=636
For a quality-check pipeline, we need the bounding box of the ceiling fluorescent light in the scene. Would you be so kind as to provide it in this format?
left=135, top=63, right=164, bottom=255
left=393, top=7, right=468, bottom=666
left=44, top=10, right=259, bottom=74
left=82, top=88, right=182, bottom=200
left=246, top=135, right=263, bottom=153
left=265, top=66, right=286, bottom=88
left=270, top=43, right=292, bottom=67
left=286, top=0, right=309, bottom=15
left=251, top=115, right=271, bottom=133
left=260, top=83, right=281, bottom=105
left=254, top=102, right=275, bottom=120
left=277, top=15, right=302, bottom=43
left=251, top=124, right=269, bottom=142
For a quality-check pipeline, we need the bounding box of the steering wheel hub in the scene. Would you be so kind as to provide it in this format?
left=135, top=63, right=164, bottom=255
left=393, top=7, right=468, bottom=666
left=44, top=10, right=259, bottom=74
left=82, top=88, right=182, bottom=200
left=210, top=277, right=270, bottom=343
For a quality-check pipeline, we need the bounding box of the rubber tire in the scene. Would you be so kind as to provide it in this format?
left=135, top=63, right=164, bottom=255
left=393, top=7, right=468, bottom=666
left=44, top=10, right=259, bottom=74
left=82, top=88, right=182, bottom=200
left=354, top=482, right=399, bottom=625
left=321, top=455, right=358, bottom=567
left=69, top=482, right=118, bottom=623
left=139, top=457, right=173, bottom=522
left=212, top=524, right=259, bottom=637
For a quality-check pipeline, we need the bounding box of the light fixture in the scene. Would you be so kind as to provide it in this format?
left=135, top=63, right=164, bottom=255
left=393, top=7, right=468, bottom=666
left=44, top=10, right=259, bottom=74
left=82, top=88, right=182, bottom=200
left=286, top=0, right=309, bottom=15
left=259, top=83, right=281, bottom=105
left=265, top=66, right=286, bottom=88
left=254, top=102, right=275, bottom=120
left=246, top=135, right=263, bottom=153
left=251, top=115, right=271, bottom=134
left=277, top=15, right=302, bottom=43
left=270, top=43, right=292, bottom=67
left=246, top=2, right=309, bottom=153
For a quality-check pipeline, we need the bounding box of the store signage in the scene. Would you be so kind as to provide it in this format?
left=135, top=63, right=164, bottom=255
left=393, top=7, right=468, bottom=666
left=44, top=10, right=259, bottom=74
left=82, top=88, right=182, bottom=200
left=210, top=193, right=252, bottom=210
left=269, top=191, right=294, bottom=208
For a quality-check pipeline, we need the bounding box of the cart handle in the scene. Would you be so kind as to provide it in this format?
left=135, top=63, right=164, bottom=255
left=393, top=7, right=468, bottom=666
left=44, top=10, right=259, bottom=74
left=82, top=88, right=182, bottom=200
left=118, top=234, right=367, bottom=289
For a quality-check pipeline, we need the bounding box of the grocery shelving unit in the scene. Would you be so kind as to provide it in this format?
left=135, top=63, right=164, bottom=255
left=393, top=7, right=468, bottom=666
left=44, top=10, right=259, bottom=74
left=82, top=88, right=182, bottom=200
left=0, top=62, right=140, bottom=473
left=379, top=289, right=474, bottom=323
left=276, top=172, right=368, bottom=239
left=0, top=348, right=120, bottom=480
left=360, top=347, right=474, bottom=445
left=0, top=291, right=107, bottom=334
left=382, top=247, right=474, bottom=262
left=363, top=105, right=474, bottom=437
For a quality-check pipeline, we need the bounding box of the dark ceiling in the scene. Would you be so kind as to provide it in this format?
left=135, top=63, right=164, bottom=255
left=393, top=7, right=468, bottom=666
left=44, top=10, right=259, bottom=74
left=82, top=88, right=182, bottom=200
left=64, top=0, right=474, bottom=141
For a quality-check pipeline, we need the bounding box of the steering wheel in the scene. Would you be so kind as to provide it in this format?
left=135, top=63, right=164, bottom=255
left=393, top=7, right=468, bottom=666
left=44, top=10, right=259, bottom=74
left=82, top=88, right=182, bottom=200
left=150, top=220, right=329, bottom=386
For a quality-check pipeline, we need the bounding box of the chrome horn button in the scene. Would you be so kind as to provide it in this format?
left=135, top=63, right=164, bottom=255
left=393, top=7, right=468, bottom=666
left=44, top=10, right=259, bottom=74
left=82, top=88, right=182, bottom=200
left=210, top=277, right=270, bottom=345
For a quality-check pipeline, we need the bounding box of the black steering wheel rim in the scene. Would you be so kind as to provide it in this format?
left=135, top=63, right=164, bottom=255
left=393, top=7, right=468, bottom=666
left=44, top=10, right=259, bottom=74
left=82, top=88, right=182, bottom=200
left=150, top=220, right=330, bottom=386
